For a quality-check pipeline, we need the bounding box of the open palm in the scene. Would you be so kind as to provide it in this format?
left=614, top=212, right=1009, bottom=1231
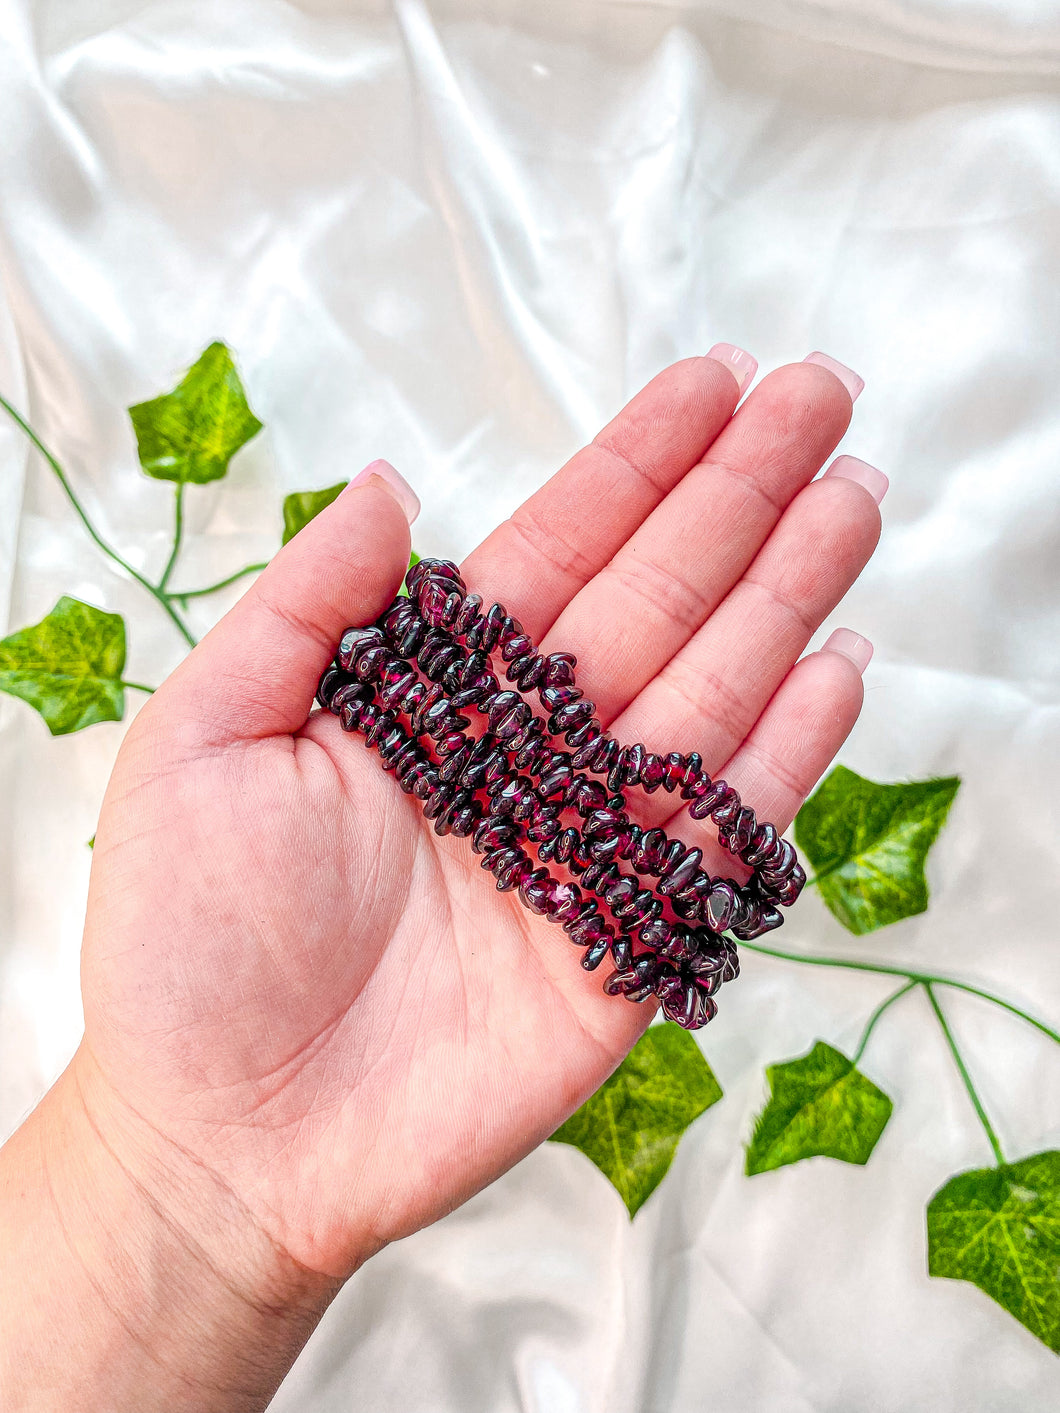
left=79, top=355, right=881, bottom=1283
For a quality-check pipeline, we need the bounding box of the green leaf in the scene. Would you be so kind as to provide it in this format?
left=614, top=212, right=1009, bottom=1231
left=928, top=1151, right=1060, bottom=1353
left=745, top=1040, right=892, bottom=1175
left=795, top=765, right=960, bottom=935
left=87, top=834, right=95, bottom=849
left=281, top=481, right=349, bottom=545
left=128, top=342, right=263, bottom=484
left=550, top=1025, right=722, bottom=1217
left=0, top=597, right=126, bottom=735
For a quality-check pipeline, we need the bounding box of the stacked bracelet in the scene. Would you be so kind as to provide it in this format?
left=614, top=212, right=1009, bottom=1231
left=316, top=557, right=805, bottom=1030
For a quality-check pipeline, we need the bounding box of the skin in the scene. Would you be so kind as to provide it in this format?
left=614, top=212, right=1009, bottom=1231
left=0, top=356, right=881, bottom=1411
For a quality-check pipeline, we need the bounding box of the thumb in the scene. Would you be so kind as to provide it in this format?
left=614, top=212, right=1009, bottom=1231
left=156, top=461, right=417, bottom=745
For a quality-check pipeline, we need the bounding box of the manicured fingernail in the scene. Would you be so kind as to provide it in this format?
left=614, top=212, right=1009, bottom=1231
left=823, top=455, right=888, bottom=505
left=350, top=459, right=420, bottom=524
left=706, top=343, right=758, bottom=392
left=803, top=352, right=865, bottom=402
left=822, top=628, right=873, bottom=673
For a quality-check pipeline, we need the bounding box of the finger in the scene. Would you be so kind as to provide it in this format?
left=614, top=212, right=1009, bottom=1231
left=460, top=352, right=748, bottom=640
left=539, top=359, right=858, bottom=723
left=607, top=467, right=882, bottom=793
left=666, top=636, right=870, bottom=868
left=151, top=466, right=414, bottom=747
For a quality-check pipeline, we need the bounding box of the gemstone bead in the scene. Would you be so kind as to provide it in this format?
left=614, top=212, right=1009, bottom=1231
left=330, top=678, right=368, bottom=713
left=744, top=822, right=778, bottom=866
left=453, top=592, right=483, bottom=635
left=607, top=749, right=630, bottom=795
left=501, top=633, right=533, bottom=663
left=499, top=614, right=524, bottom=647
left=624, top=743, right=646, bottom=786
left=433, top=788, right=475, bottom=836
left=732, top=905, right=784, bottom=940
left=660, top=926, right=696, bottom=963
left=603, top=952, right=658, bottom=1001
left=639, top=753, right=666, bottom=792
left=496, top=857, right=534, bottom=892
left=486, top=690, right=521, bottom=729
left=610, top=936, right=633, bottom=971
left=337, top=625, right=384, bottom=671
left=703, top=881, right=738, bottom=932
left=526, top=810, right=561, bottom=843
left=604, top=875, right=638, bottom=913
left=549, top=699, right=594, bottom=735
left=728, top=806, right=757, bottom=854
left=542, top=652, right=577, bottom=688
left=540, top=685, right=582, bottom=712
left=472, top=819, right=517, bottom=855
left=582, top=937, right=611, bottom=971
left=565, top=718, right=601, bottom=749
left=354, top=644, right=389, bottom=682
left=419, top=579, right=449, bottom=627
left=657, top=846, right=703, bottom=897
left=638, top=917, right=672, bottom=951
left=481, top=602, right=507, bottom=651
left=520, top=656, right=549, bottom=691
left=681, top=752, right=703, bottom=787
left=662, top=752, right=686, bottom=791
left=512, top=733, right=549, bottom=770
left=633, top=828, right=667, bottom=874
left=570, top=777, right=608, bottom=813
left=316, top=666, right=347, bottom=708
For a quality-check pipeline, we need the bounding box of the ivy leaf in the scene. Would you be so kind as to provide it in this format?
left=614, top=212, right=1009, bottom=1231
left=399, top=550, right=421, bottom=597
left=550, top=1025, right=722, bottom=1217
left=0, top=597, right=126, bottom=735
left=281, top=481, right=349, bottom=545
left=927, top=1151, right=1060, bottom=1353
left=128, top=342, right=263, bottom=484
left=795, top=766, right=960, bottom=935
left=745, top=1040, right=892, bottom=1176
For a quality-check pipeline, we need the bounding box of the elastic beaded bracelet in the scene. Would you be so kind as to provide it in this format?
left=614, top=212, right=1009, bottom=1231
left=315, top=557, right=805, bottom=1029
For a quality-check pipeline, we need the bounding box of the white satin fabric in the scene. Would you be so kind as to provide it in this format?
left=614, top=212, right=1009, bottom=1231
left=2, top=2, right=1059, bottom=1408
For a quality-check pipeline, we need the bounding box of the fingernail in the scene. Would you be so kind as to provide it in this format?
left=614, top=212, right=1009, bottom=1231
left=803, top=352, right=865, bottom=402
left=823, top=455, right=888, bottom=505
left=822, top=628, right=873, bottom=673
left=706, top=343, right=758, bottom=392
left=349, top=459, right=420, bottom=524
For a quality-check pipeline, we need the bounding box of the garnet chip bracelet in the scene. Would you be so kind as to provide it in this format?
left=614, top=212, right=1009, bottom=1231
left=316, top=557, right=805, bottom=1030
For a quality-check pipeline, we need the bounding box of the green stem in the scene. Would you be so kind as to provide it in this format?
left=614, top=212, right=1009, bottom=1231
left=120, top=680, right=156, bottom=695
left=928, top=978, right=1060, bottom=1046
left=157, top=481, right=185, bottom=591
left=742, top=940, right=931, bottom=983
left=924, top=982, right=1005, bottom=1166
left=852, top=979, right=919, bottom=1063
left=740, top=940, right=1060, bottom=1047
left=170, top=561, right=268, bottom=603
left=0, top=392, right=198, bottom=649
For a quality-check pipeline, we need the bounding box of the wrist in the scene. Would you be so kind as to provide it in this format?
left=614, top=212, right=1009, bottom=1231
left=1, top=1047, right=340, bottom=1412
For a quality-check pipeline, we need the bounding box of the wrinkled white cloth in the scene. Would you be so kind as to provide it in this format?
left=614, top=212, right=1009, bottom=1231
left=1, top=1, right=1059, bottom=1408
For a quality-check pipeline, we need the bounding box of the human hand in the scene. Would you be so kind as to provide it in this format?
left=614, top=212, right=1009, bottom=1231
left=4, top=351, right=883, bottom=1409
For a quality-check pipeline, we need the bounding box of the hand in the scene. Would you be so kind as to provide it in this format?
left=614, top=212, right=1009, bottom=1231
left=4, top=354, right=882, bottom=1409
